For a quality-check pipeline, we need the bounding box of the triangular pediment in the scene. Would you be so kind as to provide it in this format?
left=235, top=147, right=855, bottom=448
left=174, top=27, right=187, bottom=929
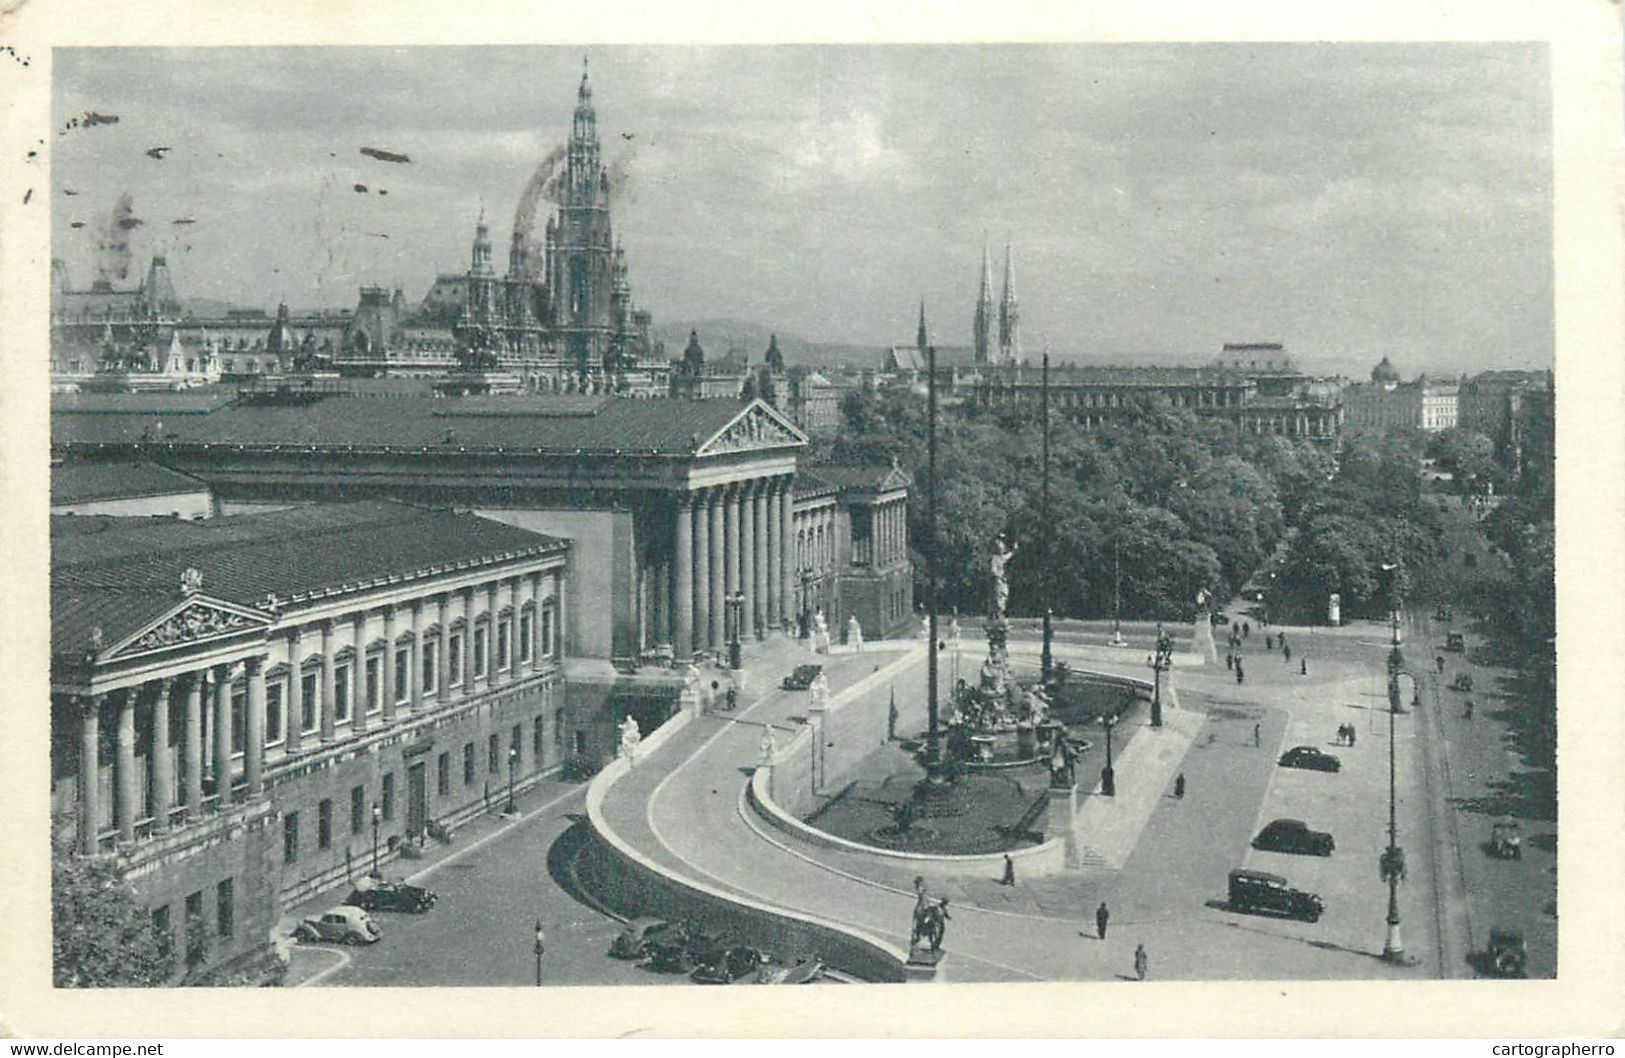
left=107, top=594, right=271, bottom=661
left=695, top=399, right=808, bottom=456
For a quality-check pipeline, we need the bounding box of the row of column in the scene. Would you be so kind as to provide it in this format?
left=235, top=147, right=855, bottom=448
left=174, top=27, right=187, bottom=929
left=869, top=500, right=907, bottom=567
left=74, top=572, right=559, bottom=856
left=671, top=476, right=794, bottom=660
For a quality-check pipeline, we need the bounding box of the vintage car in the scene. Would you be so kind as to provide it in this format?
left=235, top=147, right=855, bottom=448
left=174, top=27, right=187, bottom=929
left=781, top=664, right=823, bottom=691
left=1450, top=672, right=1475, bottom=692
left=1278, top=745, right=1342, bottom=773
left=1252, top=818, right=1336, bottom=857
left=608, top=917, right=672, bottom=960
left=645, top=922, right=719, bottom=974
left=1488, top=820, right=1523, bottom=860
left=1484, top=928, right=1528, bottom=977
left=295, top=905, right=382, bottom=945
left=690, top=943, right=769, bottom=984
left=344, top=878, right=438, bottom=914
left=1226, top=869, right=1324, bottom=923
left=1445, top=631, right=1466, bottom=653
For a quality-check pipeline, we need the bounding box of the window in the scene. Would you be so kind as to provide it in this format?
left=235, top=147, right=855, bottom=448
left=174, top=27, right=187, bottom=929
left=381, top=773, right=395, bottom=821
left=350, top=785, right=365, bottom=834
left=488, top=733, right=500, bottom=773
left=462, top=742, right=475, bottom=786
left=512, top=724, right=523, bottom=770
left=437, top=752, right=450, bottom=796
left=216, top=878, right=234, bottom=938
left=520, top=612, right=533, bottom=663
left=542, top=606, right=557, bottom=659
left=366, top=656, right=382, bottom=714
left=448, top=634, right=463, bottom=686
left=497, top=617, right=511, bottom=671
left=265, top=680, right=284, bottom=745
left=422, top=643, right=437, bottom=694
left=333, top=663, right=351, bottom=723
left=283, top=812, right=299, bottom=864
left=184, top=891, right=205, bottom=965
left=473, top=627, right=488, bottom=679
left=300, top=672, right=318, bottom=732
left=533, top=716, right=544, bottom=762
left=318, top=799, right=332, bottom=850
left=152, top=904, right=172, bottom=961
left=572, top=730, right=587, bottom=756
left=230, top=686, right=246, bottom=754
left=394, top=647, right=410, bottom=703
left=553, top=708, right=565, bottom=750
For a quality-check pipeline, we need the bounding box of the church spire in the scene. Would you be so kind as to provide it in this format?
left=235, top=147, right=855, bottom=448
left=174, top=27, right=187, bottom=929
left=917, top=298, right=929, bottom=351
left=974, top=238, right=994, bottom=365
left=998, top=242, right=1020, bottom=363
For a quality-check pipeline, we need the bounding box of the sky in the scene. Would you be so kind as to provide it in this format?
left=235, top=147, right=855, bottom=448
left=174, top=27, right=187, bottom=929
left=51, top=44, right=1553, bottom=377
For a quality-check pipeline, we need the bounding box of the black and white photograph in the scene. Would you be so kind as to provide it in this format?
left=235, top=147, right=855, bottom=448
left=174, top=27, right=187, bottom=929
left=5, top=1, right=1623, bottom=1042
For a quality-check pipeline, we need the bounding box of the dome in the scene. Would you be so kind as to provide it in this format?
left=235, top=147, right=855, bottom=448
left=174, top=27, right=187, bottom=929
left=1370, top=356, right=1400, bottom=384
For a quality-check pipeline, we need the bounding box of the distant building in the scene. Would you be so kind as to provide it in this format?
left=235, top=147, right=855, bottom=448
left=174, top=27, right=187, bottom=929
left=1458, top=369, right=1554, bottom=473
left=51, top=462, right=214, bottom=519
left=670, top=330, right=746, bottom=399
left=1342, top=356, right=1459, bottom=434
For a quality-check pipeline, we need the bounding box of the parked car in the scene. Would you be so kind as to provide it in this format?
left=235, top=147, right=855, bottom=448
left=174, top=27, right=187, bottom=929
left=1488, top=820, right=1522, bottom=860
left=344, top=878, right=437, bottom=914
left=609, top=917, right=672, bottom=960
left=1450, top=673, right=1474, bottom=692
left=295, top=905, right=381, bottom=945
left=1484, top=928, right=1528, bottom=977
left=781, top=664, right=823, bottom=691
left=1446, top=631, right=1466, bottom=653
left=691, top=943, right=769, bottom=984
left=1278, top=745, right=1342, bottom=773
left=1226, top=869, right=1323, bottom=923
left=1252, top=818, right=1336, bottom=857
left=1210, top=610, right=1229, bottom=626
left=645, top=922, right=716, bottom=974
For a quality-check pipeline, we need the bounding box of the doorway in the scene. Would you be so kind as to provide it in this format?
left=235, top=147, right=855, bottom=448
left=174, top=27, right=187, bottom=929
left=406, top=761, right=427, bottom=838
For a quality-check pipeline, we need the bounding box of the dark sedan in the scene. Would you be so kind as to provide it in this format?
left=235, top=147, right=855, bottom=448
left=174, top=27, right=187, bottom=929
left=1278, top=745, right=1341, bottom=773
left=1252, top=818, right=1336, bottom=857
left=781, top=664, right=823, bottom=691
left=344, top=878, right=438, bottom=914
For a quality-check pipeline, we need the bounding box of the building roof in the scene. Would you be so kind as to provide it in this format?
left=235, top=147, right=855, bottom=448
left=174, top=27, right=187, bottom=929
left=52, top=393, right=797, bottom=457
left=52, top=501, right=567, bottom=666
left=51, top=461, right=208, bottom=506
left=982, top=364, right=1253, bottom=386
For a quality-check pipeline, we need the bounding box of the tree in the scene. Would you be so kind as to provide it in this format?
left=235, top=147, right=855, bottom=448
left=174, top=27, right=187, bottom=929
left=52, top=834, right=174, bottom=987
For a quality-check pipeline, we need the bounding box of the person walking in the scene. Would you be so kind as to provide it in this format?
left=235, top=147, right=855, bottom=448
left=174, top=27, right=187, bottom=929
left=1348, top=726, right=1356, bottom=748
left=1235, top=659, right=1245, bottom=684
left=1253, top=722, right=1261, bottom=748
left=1283, top=643, right=1292, bottom=664
left=1265, top=634, right=1274, bottom=651
left=1001, top=854, right=1016, bottom=887
left=1243, top=621, right=1250, bottom=639
left=1134, top=943, right=1148, bottom=981
left=1095, top=902, right=1110, bottom=940
left=1300, top=657, right=1307, bottom=676
left=1226, top=652, right=1234, bottom=670
left=1174, top=773, right=1186, bottom=799
left=1464, top=699, right=1475, bottom=720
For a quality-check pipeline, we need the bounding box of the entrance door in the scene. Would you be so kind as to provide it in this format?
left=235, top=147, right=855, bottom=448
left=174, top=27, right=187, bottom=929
left=406, top=762, right=427, bottom=837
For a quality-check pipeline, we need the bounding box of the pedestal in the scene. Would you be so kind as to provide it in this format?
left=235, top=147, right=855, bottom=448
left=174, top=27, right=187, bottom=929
left=1192, top=612, right=1219, bottom=666
left=1048, top=782, right=1084, bottom=868
left=904, top=947, right=945, bottom=982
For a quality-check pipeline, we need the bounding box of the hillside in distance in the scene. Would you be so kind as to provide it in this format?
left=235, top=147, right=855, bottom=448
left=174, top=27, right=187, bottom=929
left=653, top=319, right=885, bottom=371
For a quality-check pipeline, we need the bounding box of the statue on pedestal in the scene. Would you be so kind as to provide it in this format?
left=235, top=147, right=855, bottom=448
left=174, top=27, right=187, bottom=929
left=989, top=535, right=1017, bottom=621
left=809, top=671, right=830, bottom=710
left=617, top=715, right=642, bottom=761
left=812, top=609, right=831, bottom=654
left=846, top=614, right=864, bottom=651
left=759, top=726, right=778, bottom=767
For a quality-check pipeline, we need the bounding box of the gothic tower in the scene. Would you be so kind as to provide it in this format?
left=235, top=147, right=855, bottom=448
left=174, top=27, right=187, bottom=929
left=973, top=240, right=994, bottom=365
left=916, top=299, right=929, bottom=354
left=998, top=243, right=1020, bottom=364
left=552, top=56, right=618, bottom=386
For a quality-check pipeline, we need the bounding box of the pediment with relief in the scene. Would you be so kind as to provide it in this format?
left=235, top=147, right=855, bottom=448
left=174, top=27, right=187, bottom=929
left=110, top=597, right=272, bottom=660
left=696, top=400, right=807, bottom=456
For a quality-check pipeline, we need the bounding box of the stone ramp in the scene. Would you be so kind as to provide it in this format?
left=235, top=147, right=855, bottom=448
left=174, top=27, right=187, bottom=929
left=1069, top=707, right=1204, bottom=869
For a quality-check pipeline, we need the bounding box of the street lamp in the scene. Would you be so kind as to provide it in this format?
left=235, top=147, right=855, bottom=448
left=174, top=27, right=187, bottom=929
left=1099, top=714, right=1117, bottom=797
left=1148, top=623, right=1174, bottom=728
left=727, top=591, right=745, bottom=670
left=1110, top=536, right=1126, bottom=647
left=924, top=340, right=941, bottom=764
left=505, top=744, right=518, bottom=815
left=369, top=802, right=382, bottom=879
left=1377, top=560, right=1408, bottom=964
left=1039, top=347, right=1054, bottom=685
left=533, top=919, right=545, bottom=986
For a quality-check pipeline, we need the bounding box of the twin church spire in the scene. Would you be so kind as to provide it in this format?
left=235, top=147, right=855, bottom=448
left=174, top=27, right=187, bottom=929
left=973, top=239, right=1020, bottom=365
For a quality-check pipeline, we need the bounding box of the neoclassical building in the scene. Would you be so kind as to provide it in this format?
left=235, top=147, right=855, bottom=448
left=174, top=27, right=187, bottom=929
left=51, top=503, right=575, bottom=979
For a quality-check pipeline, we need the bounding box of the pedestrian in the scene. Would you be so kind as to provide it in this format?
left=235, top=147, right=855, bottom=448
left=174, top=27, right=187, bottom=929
left=1253, top=722, right=1261, bottom=748
left=1235, top=661, right=1245, bottom=685
left=1134, top=943, right=1148, bottom=981
left=1231, top=621, right=1239, bottom=637
left=1226, top=652, right=1234, bottom=670
left=1437, top=656, right=1445, bottom=674
left=725, top=685, right=738, bottom=711
left=1464, top=700, right=1475, bottom=720
left=1283, top=643, right=1292, bottom=664
left=1265, top=634, right=1274, bottom=651
left=1300, top=657, right=1307, bottom=676
left=1174, top=773, right=1186, bottom=799
left=1001, top=854, right=1016, bottom=887
left=1096, top=902, right=1110, bottom=940
left=1348, top=726, right=1356, bottom=748
left=1243, top=621, right=1251, bottom=638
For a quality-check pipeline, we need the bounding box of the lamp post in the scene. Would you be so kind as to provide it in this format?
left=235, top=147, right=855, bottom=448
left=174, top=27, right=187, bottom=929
left=1111, top=536, right=1126, bottom=647
left=798, top=568, right=813, bottom=640
left=925, top=340, right=940, bottom=764
left=1148, top=623, right=1174, bottom=728
left=1378, top=560, right=1407, bottom=963
left=727, top=591, right=745, bottom=670
left=1039, top=347, right=1054, bottom=684
left=1099, top=714, right=1117, bottom=796
left=369, top=802, right=381, bottom=879
left=533, top=919, right=545, bottom=986
left=505, top=744, right=518, bottom=815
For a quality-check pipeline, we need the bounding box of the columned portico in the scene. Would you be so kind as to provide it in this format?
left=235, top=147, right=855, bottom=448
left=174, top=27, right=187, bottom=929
left=708, top=489, right=725, bottom=650
left=751, top=482, right=767, bottom=637
left=150, top=678, right=174, bottom=833
left=183, top=676, right=203, bottom=818
left=244, top=656, right=265, bottom=795
left=77, top=695, right=101, bottom=854
left=692, top=493, right=710, bottom=655
left=116, top=689, right=138, bottom=843
left=778, top=477, right=794, bottom=628
left=673, top=496, right=694, bottom=661
left=211, top=663, right=232, bottom=802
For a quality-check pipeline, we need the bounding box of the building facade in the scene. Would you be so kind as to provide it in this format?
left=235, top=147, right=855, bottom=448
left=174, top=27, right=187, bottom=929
left=1342, top=357, right=1459, bottom=435
left=50, top=503, right=579, bottom=980
left=790, top=464, right=914, bottom=640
